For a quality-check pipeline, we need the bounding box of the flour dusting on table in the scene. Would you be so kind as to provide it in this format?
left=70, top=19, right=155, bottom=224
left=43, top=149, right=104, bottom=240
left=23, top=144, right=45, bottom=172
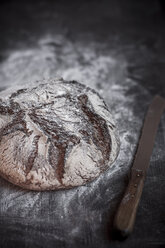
left=0, top=34, right=150, bottom=241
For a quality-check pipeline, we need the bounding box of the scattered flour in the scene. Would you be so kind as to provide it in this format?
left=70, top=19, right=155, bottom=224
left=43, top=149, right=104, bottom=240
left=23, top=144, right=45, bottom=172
left=0, top=34, right=151, bottom=239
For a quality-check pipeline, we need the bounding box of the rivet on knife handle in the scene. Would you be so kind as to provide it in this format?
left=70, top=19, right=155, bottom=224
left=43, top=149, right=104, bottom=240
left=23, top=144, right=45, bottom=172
left=113, top=95, right=165, bottom=238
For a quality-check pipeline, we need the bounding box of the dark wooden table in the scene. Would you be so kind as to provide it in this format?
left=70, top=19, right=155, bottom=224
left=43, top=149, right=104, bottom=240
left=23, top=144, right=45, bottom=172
left=0, top=1, right=165, bottom=247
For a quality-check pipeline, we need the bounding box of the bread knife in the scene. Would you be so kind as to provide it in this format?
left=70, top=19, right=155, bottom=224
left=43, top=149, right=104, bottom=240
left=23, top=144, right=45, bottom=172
left=113, top=95, right=165, bottom=238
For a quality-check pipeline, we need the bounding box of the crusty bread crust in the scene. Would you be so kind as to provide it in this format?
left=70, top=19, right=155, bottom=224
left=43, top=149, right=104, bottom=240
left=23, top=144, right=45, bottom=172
left=0, top=78, right=120, bottom=190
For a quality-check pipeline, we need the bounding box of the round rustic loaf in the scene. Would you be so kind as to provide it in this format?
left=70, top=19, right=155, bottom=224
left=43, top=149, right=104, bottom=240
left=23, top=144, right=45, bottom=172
left=0, top=78, right=120, bottom=190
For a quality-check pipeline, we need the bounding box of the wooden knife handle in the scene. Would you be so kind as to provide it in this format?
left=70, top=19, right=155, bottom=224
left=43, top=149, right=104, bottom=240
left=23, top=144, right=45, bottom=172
left=113, top=168, right=145, bottom=238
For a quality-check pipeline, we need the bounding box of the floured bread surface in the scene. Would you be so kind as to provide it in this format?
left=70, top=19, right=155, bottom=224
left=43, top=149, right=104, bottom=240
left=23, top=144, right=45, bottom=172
left=0, top=78, right=120, bottom=190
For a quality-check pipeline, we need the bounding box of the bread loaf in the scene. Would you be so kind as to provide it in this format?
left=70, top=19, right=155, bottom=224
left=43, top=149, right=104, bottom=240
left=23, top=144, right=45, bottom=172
left=0, top=78, right=120, bottom=190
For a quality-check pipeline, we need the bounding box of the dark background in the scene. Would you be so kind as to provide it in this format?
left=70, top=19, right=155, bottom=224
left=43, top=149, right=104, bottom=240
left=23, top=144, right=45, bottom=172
left=0, top=0, right=165, bottom=248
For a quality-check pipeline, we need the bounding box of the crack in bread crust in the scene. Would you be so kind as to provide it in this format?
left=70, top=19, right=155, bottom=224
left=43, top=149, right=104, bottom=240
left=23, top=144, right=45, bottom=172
left=78, top=94, right=111, bottom=164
